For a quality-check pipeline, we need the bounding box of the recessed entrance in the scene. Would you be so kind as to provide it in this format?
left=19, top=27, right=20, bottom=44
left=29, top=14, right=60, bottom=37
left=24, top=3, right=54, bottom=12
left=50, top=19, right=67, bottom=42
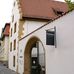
left=24, top=37, right=46, bottom=74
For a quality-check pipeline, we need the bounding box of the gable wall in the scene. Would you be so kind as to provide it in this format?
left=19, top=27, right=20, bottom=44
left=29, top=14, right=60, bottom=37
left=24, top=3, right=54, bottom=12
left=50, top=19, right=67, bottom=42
left=9, top=0, right=21, bottom=71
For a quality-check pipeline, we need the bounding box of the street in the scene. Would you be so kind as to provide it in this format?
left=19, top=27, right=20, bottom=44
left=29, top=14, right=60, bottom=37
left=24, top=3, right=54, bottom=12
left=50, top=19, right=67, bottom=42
left=0, top=63, right=16, bottom=74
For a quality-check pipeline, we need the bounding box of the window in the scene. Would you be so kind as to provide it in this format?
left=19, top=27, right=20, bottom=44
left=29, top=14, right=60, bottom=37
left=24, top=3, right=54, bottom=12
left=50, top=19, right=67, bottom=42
left=14, top=2, right=15, bottom=6
left=12, top=15, right=14, bottom=23
left=55, top=11, right=63, bottom=16
left=14, top=39, right=16, bottom=50
left=11, top=28, right=12, bottom=37
left=52, top=8, right=63, bottom=16
left=13, top=56, right=15, bottom=67
left=0, top=43, right=1, bottom=46
left=46, top=31, right=54, bottom=45
left=46, top=27, right=56, bottom=47
left=14, top=23, right=16, bottom=33
left=10, top=42, right=12, bottom=51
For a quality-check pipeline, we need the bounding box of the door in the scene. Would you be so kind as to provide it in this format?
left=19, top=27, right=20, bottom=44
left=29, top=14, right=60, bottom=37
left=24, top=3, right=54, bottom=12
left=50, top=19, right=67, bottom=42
left=31, top=57, right=41, bottom=74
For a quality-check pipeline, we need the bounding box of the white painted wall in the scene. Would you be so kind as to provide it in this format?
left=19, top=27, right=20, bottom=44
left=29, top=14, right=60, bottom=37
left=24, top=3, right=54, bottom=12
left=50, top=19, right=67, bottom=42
left=18, top=10, right=74, bottom=74
left=22, top=20, right=47, bottom=37
left=8, top=0, right=20, bottom=71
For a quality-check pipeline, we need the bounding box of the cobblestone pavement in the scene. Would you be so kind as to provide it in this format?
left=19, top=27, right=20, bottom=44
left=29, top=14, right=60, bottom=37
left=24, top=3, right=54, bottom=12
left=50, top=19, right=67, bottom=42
left=0, top=64, right=16, bottom=74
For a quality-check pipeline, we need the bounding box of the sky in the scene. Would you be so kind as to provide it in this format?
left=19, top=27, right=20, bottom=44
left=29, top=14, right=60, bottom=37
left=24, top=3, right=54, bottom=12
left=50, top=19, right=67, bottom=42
left=0, top=0, right=14, bottom=37
left=0, top=0, right=74, bottom=37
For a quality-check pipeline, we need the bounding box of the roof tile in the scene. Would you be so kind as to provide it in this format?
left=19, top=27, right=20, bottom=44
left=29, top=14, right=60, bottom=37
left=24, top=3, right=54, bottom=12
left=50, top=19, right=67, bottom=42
left=19, top=0, right=68, bottom=20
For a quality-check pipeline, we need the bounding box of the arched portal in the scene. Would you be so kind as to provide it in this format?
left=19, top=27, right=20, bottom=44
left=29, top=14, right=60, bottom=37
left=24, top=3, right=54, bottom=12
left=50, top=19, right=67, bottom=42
left=24, top=36, right=46, bottom=74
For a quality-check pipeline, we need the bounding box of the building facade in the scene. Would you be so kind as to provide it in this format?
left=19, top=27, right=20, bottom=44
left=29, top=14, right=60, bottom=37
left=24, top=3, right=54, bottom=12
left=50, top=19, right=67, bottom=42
left=18, top=10, right=74, bottom=74
left=8, top=0, right=69, bottom=73
left=8, top=0, right=20, bottom=71
left=0, top=23, right=10, bottom=66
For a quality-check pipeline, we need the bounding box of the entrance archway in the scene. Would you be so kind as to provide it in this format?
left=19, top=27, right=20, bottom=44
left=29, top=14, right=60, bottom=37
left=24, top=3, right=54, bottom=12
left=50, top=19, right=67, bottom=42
left=24, top=36, right=46, bottom=74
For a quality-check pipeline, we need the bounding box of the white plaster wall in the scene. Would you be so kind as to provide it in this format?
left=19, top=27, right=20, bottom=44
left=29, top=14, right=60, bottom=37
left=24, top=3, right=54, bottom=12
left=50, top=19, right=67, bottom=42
left=8, top=0, right=20, bottom=71
left=23, top=20, right=47, bottom=37
left=18, top=10, right=74, bottom=74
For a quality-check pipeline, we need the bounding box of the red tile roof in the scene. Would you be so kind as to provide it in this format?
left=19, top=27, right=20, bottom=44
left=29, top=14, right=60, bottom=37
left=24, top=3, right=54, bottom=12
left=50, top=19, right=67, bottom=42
left=19, top=0, right=68, bottom=20
left=3, top=23, right=10, bottom=36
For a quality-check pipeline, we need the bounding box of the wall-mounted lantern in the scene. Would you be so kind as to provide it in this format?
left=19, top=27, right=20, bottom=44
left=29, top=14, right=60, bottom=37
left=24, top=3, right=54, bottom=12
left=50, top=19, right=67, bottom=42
left=46, top=26, right=56, bottom=48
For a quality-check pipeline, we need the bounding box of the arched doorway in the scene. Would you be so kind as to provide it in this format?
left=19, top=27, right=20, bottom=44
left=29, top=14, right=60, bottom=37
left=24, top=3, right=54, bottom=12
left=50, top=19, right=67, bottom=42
left=24, top=36, right=46, bottom=74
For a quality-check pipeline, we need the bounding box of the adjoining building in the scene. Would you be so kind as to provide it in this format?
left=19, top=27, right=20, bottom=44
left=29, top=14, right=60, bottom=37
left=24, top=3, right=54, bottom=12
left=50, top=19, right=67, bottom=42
left=0, top=23, right=10, bottom=66
left=8, top=0, right=69, bottom=73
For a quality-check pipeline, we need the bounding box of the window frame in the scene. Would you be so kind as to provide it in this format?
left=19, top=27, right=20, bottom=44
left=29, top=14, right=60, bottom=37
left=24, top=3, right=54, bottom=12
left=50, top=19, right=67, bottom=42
left=46, top=27, right=56, bottom=47
left=13, top=56, right=15, bottom=67
left=12, top=15, right=14, bottom=23
left=14, top=39, right=16, bottom=50
left=10, top=42, right=12, bottom=51
left=14, top=23, right=16, bottom=33
left=11, top=28, right=12, bottom=37
left=46, top=31, right=54, bottom=45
